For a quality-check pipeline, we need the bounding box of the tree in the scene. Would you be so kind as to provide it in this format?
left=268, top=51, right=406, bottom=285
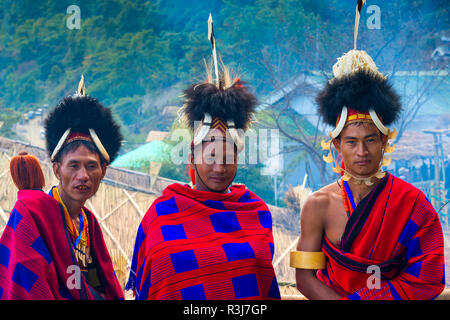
left=218, top=0, right=449, bottom=186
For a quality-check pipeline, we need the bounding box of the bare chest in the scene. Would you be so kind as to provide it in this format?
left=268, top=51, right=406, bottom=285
left=323, top=194, right=349, bottom=249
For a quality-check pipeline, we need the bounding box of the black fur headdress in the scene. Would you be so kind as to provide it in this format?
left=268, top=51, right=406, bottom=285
left=182, top=79, right=257, bottom=132
left=45, top=88, right=122, bottom=164
left=317, top=68, right=402, bottom=127
left=316, top=0, right=402, bottom=132
left=316, top=1, right=402, bottom=184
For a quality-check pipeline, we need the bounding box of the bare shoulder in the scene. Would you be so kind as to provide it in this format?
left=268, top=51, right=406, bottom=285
left=302, top=183, right=336, bottom=215
left=301, top=182, right=340, bottom=227
left=297, top=183, right=338, bottom=251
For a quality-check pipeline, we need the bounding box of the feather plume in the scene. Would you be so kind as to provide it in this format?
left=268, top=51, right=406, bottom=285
left=316, top=69, right=402, bottom=127
left=180, top=80, right=257, bottom=132
left=354, top=0, right=367, bottom=49
left=77, top=74, right=86, bottom=96
left=208, top=13, right=220, bottom=87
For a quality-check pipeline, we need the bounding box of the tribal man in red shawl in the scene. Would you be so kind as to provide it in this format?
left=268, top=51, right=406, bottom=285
left=0, top=77, right=124, bottom=299
left=290, top=2, right=445, bottom=300
left=125, top=15, right=280, bottom=300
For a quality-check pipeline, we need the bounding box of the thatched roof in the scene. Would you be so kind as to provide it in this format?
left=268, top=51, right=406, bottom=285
left=391, top=130, right=450, bottom=161
left=145, top=130, right=169, bottom=143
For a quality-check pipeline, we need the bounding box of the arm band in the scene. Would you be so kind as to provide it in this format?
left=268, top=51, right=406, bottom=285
left=290, top=251, right=326, bottom=270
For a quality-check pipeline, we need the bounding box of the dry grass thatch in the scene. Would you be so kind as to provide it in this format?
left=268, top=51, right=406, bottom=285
left=284, top=184, right=312, bottom=212
left=391, top=130, right=450, bottom=161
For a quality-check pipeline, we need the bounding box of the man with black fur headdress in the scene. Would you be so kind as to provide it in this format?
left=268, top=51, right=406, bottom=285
left=0, top=76, right=124, bottom=300
left=125, top=15, right=280, bottom=300
left=290, top=2, right=445, bottom=300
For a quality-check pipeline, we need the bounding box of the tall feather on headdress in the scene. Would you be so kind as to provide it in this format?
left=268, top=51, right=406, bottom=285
left=354, top=0, right=366, bottom=50
left=77, top=74, right=86, bottom=96
left=316, top=0, right=402, bottom=179
left=317, top=0, right=402, bottom=132
left=179, top=14, right=258, bottom=152
left=208, top=13, right=220, bottom=87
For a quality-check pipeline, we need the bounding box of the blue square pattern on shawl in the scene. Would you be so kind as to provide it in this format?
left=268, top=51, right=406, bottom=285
left=7, top=208, right=23, bottom=230
left=161, top=224, right=187, bottom=241
left=269, top=242, right=275, bottom=259
left=203, top=200, right=227, bottom=210
left=135, top=224, right=147, bottom=247
left=0, top=243, right=11, bottom=268
left=405, top=237, right=423, bottom=261
left=347, top=292, right=362, bottom=300
left=442, top=264, right=446, bottom=285
left=269, top=276, right=281, bottom=299
left=387, top=281, right=403, bottom=300
left=12, top=262, right=39, bottom=293
left=238, top=191, right=259, bottom=203
left=210, top=211, right=241, bottom=233
left=398, top=220, right=419, bottom=247
left=126, top=224, right=147, bottom=293
left=258, top=211, right=272, bottom=230
left=135, top=255, right=148, bottom=294
left=58, top=284, right=73, bottom=300
left=31, top=236, right=52, bottom=265
left=405, top=261, right=422, bottom=278
left=155, top=197, right=179, bottom=216
left=131, top=224, right=146, bottom=276
left=232, top=274, right=260, bottom=299
left=170, top=250, right=199, bottom=273
left=0, top=287, right=3, bottom=299
left=222, top=242, right=255, bottom=262
left=137, top=272, right=152, bottom=300
left=181, top=284, right=206, bottom=300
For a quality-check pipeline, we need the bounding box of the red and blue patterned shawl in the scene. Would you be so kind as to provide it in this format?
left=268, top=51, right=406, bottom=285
left=317, top=173, right=445, bottom=300
left=126, top=183, right=281, bottom=300
left=0, top=189, right=124, bottom=300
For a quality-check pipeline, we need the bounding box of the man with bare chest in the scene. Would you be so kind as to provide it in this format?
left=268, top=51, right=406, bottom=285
left=292, top=68, right=445, bottom=299
left=305, top=122, right=389, bottom=251
left=294, top=119, right=403, bottom=299
left=290, top=3, right=445, bottom=300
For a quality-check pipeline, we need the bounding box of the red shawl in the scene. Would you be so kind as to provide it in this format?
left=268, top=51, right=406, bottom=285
left=317, top=173, right=445, bottom=299
left=126, top=183, right=280, bottom=300
left=0, top=189, right=124, bottom=299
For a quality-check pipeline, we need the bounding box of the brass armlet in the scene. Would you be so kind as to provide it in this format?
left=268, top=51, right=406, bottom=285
left=289, top=251, right=326, bottom=270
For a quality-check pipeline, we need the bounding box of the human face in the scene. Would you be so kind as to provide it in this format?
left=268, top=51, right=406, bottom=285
left=333, top=122, right=387, bottom=177
left=53, top=144, right=106, bottom=212
left=189, top=140, right=237, bottom=193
